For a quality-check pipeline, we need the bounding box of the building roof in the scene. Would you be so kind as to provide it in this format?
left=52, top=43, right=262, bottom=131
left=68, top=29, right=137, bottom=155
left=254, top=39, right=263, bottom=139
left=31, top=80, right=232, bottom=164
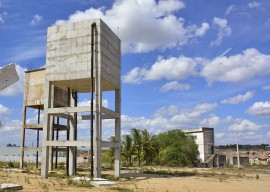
left=183, top=127, right=214, bottom=133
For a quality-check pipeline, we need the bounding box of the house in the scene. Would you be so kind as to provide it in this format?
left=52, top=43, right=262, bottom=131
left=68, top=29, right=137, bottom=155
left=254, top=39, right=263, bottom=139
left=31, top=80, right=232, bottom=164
left=183, top=127, right=215, bottom=167
left=249, top=155, right=270, bottom=165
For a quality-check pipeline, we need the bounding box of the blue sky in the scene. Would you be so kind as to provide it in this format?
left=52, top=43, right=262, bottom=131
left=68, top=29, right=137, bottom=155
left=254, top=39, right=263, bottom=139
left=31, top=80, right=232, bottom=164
left=0, top=0, right=270, bottom=146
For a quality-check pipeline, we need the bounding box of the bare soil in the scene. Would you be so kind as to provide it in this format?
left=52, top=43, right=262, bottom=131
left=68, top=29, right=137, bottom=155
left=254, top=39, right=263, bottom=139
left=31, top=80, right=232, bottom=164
left=0, top=167, right=270, bottom=192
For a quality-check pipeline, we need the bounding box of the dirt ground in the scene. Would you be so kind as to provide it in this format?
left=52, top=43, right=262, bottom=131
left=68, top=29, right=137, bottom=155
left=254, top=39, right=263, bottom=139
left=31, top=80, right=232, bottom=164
left=1, top=167, right=270, bottom=192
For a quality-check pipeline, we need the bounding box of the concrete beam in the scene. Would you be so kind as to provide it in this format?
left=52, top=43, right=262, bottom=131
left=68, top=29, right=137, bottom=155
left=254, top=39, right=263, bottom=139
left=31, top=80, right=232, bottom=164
left=24, top=124, right=43, bottom=129
left=23, top=147, right=42, bottom=152
left=101, top=107, right=120, bottom=119
left=46, top=140, right=91, bottom=147
left=47, top=106, right=92, bottom=114
left=101, top=141, right=121, bottom=148
left=53, top=124, right=67, bottom=131
left=78, top=114, right=115, bottom=120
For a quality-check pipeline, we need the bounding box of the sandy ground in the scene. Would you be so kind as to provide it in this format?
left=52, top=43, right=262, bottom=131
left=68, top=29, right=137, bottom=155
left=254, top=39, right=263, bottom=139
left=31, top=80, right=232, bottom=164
left=0, top=168, right=270, bottom=192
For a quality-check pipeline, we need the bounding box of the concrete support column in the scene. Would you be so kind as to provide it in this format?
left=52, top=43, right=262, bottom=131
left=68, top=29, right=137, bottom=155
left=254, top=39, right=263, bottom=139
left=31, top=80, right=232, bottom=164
left=41, top=82, right=53, bottom=178
left=68, top=90, right=75, bottom=176
left=48, top=85, right=55, bottom=172
left=20, top=106, right=27, bottom=169
left=94, top=39, right=102, bottom=178
left=114, top=89, right=121, bottom=177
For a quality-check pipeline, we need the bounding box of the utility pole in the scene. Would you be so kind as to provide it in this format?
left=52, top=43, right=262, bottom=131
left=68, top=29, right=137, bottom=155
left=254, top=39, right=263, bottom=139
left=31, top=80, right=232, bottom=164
left=236, top=132, right=240, bottom=168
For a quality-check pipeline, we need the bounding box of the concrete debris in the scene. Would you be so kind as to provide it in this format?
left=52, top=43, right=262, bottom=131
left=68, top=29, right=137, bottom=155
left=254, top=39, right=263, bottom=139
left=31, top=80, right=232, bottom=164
left=2, top=168, right=26, bottom=173
left=0, top=183, right=23, bottom=190
left=72, top=177, right=115, bottom=187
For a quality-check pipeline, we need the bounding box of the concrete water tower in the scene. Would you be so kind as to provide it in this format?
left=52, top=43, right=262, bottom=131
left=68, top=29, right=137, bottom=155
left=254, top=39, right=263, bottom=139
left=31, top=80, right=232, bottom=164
left=41, top=18, right=121, bottom=178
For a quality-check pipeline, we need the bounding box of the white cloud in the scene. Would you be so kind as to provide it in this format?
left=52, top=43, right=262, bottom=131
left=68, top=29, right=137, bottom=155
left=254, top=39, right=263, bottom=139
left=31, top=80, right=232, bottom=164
left=167, top=103, right=218, bottom=127
left=54, top=0, right=208, bottom=53
left=267, top=131, right=270, bottom=137
left=248, top=1, right=261, bottom=8
left=210, top=17, right=232, bottom=46
left=124, top=48, right=270, bottom=86
left=228, top=119, right=261, bottom=132
left=0, top=11, right=7, bottom=24
left=1, top=119, right=21, bottom=132
left=216, top=132, right=225, bottom=138
left=122, top=56, right=200, bottom=84
left=0, top=104, right=11, bottom=121
left=0, top=65, right=25, bottom=96
left=246, top=102, right=270, bottom=117
left=122, top=67, right=147, bottom=84
left=30, top=14, right=43, bottom=26
left=262, top=85, right=270, bottom=90
left=200, top=115, right=234, bottom=128
left=195, top=22, right=210, bottom=37
left=78, top=98, right=109, bottom=108
left=160, top=81, right=190, bottom=92
left=201, top=48, right=270, bottom=84
left=225, top=5, right=235, bottom=15
left=221, top=91, right=255, bottom=104
left=154, top=104, right=181, bottom=117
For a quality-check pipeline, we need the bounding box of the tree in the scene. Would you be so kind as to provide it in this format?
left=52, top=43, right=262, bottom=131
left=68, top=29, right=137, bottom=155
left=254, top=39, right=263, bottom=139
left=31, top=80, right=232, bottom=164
left=131, top=128, right=143, bottom=166
left=154, top=129, right=199, bottom=167
left=121, top=134, right=134, bottom=167
left=141, top=129, right=155, bottom=165
left=6, top=143, right=15, bottom=147
left=105, top=136, right=116, bottom=166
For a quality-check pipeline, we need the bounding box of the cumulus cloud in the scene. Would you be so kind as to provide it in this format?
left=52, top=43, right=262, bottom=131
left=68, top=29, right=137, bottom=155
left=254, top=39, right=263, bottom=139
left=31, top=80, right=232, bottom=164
left=122, top=56, right=200, bottom=84
left=122, top=67, right=147, bottom=84
left=228, top=119, right=261, bottom=132
left=201, top=48, right=270, bottom=84
left=210, top=17, right=232, bottom=46
left=54, top=0, right=208, bottom=53
left=0, top=104, right=11, bottom=121
left=1, top=119, right=21, bottom=132
left=156, top=103, right=218, bottom=127
left=30, top=14, right=43, bottom=26
left=124, top=48, right=270, bottom=86
left=195, top=22, right=210, bottom=37
left=248, top=1, right=261, bottom=8
left=221, top=91, right=255, bottom=104
left=0, top=65, right=25, bottom=96
left=246, top=102, right=270, bottom=117
left=200, top=115, right=234, bottom=128
left=160, top=81, right=190, bottom=92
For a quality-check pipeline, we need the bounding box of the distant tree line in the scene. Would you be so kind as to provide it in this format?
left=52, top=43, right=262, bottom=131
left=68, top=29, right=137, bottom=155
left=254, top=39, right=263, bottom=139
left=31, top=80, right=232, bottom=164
left=216, top=144, right=269, bottom=150
left=6, top=143, right=17, bottom=147
left=104, top=128, right=199, bottom=167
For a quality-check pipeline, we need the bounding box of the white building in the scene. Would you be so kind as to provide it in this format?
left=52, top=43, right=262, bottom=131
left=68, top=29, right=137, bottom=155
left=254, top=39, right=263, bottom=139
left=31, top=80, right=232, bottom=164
left=183, top=127, right=215, bottom=164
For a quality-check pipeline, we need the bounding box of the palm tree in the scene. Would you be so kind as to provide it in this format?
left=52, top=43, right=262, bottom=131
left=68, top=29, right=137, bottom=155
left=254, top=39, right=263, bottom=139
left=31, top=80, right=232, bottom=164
left=122, top=134, right=134, bottom=167
left=108, top=136, right=116, bottom=166
left=131, top=128, right=143, bottom=166
left=141, top=129, right=155, bottom=165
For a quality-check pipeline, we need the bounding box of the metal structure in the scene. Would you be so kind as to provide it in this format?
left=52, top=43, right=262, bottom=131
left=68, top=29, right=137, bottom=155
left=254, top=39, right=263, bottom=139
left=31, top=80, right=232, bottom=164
left=40, top=18, right=121, bottom=178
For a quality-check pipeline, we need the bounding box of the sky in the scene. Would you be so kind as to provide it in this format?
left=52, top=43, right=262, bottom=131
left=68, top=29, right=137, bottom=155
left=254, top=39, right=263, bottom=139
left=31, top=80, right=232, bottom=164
left=0, top=0, right=270, bottom=146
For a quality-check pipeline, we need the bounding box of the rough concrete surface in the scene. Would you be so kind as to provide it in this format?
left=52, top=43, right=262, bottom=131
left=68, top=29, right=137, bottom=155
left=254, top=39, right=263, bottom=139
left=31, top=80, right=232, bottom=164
left=0, top=183, right=23, bottom=190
